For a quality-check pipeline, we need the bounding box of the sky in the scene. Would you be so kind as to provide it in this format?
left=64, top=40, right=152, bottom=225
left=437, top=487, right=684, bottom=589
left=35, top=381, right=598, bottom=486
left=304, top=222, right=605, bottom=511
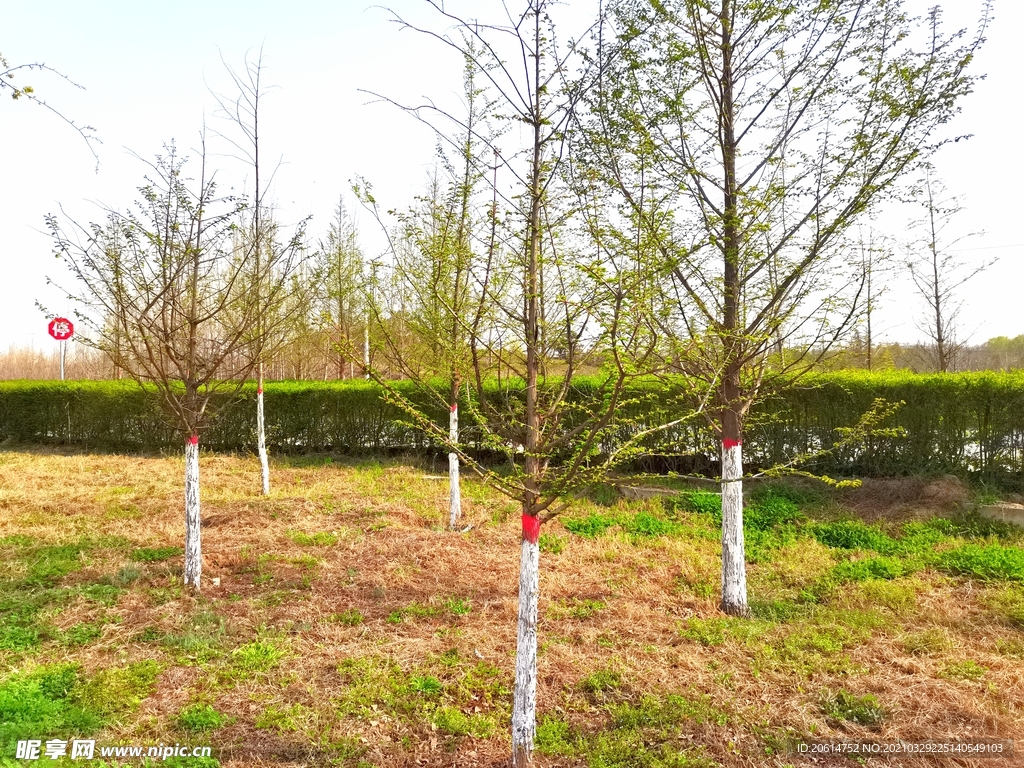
left=1, top=0, right=1020, bottom=354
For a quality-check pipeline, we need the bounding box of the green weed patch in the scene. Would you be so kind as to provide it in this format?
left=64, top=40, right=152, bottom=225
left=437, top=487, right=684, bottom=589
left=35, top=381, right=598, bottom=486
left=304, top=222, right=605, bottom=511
left=535, top=693, right=723, bottom=767
left=177, top=703, right=227, bottom=732
left=933, top=543, right=1024, bottom=582
left=0, top=664, right=100, bottom=751
left=819, top=689, right=886, bottom=727
left=286, top=530, right=339, bottom=546
left=563, top=513, right=619, bottom=539
left=130, top=546, right=183, bottom=562
left=679, top=617, right=768, bottom=648
left=808, top=520, right=898, bottom=554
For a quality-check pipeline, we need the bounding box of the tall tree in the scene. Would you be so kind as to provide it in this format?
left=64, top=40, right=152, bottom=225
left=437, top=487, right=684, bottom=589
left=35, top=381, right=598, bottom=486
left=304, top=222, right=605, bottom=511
left=905, top=166, right=990, bottom=372
left=370, top=51, right=493, bottom=529
left=852, top=227, right=896, bottom=370
left=588, top=0, right=989, bottom=614
left=211, top=49, right=309, bottom=494
left=316, top=197, right=367, bottom=380
left=365, top=2, right=678, bottom=763
left=47, top=143, right=301, bottom=590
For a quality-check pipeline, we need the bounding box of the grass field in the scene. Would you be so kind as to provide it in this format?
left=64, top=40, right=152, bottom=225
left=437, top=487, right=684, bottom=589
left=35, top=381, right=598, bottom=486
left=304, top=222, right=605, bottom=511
left=1, top=449, right=1022, bottom=767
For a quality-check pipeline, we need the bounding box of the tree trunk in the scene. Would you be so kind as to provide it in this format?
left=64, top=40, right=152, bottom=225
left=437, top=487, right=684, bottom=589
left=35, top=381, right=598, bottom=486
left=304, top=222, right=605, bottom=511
left=512, top=513, right=541, bottom=767
left=184, top=434, right=202, bottom=590
left=257, top=362, right=270, bottom=495
left=717, top=0, right=747, bottom=617
left=448, top=401, right=462, bottom=529
left=720, top=435, right=748, bottom=616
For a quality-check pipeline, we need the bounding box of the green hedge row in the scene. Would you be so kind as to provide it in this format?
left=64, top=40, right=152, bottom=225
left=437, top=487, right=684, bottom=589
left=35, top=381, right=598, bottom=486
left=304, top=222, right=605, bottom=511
left=1, top=372, right=1022, bottom=485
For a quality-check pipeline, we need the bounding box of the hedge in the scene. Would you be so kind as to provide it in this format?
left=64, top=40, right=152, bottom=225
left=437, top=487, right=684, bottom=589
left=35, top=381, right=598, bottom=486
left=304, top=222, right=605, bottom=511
left=1, top=372, right=1022, bottom=486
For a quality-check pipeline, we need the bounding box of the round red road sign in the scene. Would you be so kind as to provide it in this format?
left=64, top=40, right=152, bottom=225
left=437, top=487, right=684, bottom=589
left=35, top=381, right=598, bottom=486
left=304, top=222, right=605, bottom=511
left=48, top=317, right=74, bottom=341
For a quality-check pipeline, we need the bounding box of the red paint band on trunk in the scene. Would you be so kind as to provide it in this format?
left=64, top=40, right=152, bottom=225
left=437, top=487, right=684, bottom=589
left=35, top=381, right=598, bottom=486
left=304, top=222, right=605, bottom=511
left=257, top=387, right=263, bottom=395
left=521, top=514, right=540, bottom=544
left=722, top=438, right=742, bottom=449
left=188, top=434, right=199, bottom=445
left=450, top=404, right=457, bottom=412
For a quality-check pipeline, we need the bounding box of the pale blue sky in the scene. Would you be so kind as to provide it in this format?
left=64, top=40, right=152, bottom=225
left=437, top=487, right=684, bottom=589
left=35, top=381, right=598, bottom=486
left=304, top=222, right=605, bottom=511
left=1, top=0, right=1019, bottom=353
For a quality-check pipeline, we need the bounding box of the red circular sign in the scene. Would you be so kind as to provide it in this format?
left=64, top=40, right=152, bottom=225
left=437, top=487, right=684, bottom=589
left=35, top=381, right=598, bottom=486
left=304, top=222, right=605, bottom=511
left=48, top=317, right=74, bottom=341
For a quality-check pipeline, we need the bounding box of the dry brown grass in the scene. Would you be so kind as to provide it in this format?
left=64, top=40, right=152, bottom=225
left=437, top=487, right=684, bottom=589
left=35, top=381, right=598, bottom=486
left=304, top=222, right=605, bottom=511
left=837, top=475, right=971, bottom=521
left=0, top=448, right=1021, bottom=768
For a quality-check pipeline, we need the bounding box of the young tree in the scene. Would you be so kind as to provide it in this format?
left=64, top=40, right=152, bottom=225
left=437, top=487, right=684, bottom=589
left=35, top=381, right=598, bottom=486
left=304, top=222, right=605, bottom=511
left=47, top=143, right=302, bottom=590
left=369, top=51, right=494, bottom=529
left=211, top=50, right=309, bottom=494
left=588, top=0, right=989, bottom=614
left=365, top=2, right=679, bottom=763
left=846, top=227, right=897, bottom=370
left=315, top=197, right=367, bottom=380
left=905, top=166, right=990, bottom=372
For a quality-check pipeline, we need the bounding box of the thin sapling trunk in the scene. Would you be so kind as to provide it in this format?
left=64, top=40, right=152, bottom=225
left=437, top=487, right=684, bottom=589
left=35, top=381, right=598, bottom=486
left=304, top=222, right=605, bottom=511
left=184, top=434, right=202, bottom=590
left=257, top=362, right=270, bottom=494
left=512, top=513, right=541, bottom=767
left=448, top=377, right=462, bottom=529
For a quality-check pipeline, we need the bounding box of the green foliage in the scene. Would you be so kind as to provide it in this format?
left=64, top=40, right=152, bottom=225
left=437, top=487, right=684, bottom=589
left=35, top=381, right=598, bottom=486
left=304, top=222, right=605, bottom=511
left=749, top=481, right=829, bottom=508
left=809, top=520, right=898, bottom=553
left=535, top=715, right=579, bottom=757
left=161, top=611, right=226, bottom=663
left=23, top=542, right=87, bottom=585
left=60, top=621, right=103, bottom=646
left=430, top=705, right=494, bottom=737
left=409, top=675, right=442, bottom=695
left=286, top=530, right=339, bottom=546
left=933, top=543, right=1024, bottom=582
left=255, top=703, right=304, bottom=732
left=621, top=510, right=682, bottom=539
left=610, top=694, right=728, bottom=729
left=680, top=617, right=768, bottom=647
left=177, top=703, right=226, bottom=732
left=72, top=661, right=160, bottom=720
left=0, top=538, right=131, bottom=653
left=679, top=618, right=729, bottom=648
left=671, top=490, right=722, bottom=520
left=755, top=612, right=880, bottom=676
left=830, top=556, right=910, bottom=583
left=113, top=564, right=142, bottom=586
left=5, top=372, right=1022, bottom=485
left=995, top=638, right=1024, bottom=658
left=131, top=546, right=184, bottom=562
left=939, top=659, right=988, bottom=680
left=579, top=668, right=621, bottom=694
left=901, top=628, right=951, bottom=656
left=539, top=532, right=565, bottom=553
left=231, top=640, right=284, bottom=673
left=549, top=598, right=607, bottom=621
left=563, top=513, right=619, bottom=539
left=329, top=608, right=364, bottom=626
left=0, top=664, right=101, bottom=750
left=744, top=494, right=804, bottom=531
left=445, top=597, right=472, bottom=616
left=819, top=689, right=886, bottom=727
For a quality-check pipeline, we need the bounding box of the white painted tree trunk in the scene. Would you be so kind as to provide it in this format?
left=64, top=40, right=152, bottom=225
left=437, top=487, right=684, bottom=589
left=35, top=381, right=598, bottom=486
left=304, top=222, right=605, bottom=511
left=257, top=384, right=270, bottom=495
left=720, top=439, right=748, bottom=616
left=512, top=514, right=540, bottom=767
left=448, top=403, right=461, bottom=529
left=184, top=435, right=202, bottom=591
left=363, top=324, right=370, bottom=379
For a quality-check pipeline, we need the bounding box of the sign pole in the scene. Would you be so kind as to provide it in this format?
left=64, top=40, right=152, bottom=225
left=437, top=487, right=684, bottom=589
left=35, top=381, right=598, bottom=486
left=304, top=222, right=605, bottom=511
left=48, top=318, right=75, bottom=380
